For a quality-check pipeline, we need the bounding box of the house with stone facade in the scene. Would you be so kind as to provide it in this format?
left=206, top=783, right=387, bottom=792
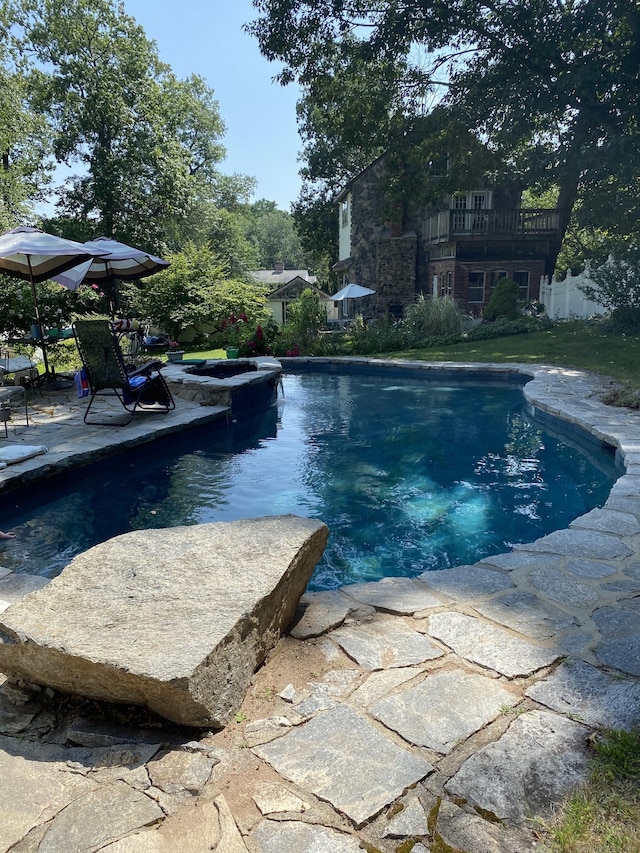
left=334, top=155, right=561, bottom=316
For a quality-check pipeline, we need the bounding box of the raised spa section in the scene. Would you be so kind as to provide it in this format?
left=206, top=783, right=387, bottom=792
left=163, top=357, right=281, bottom=417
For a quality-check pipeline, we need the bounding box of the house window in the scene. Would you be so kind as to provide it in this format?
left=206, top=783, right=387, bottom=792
left=341, top=198, right=349, bottom=227
left=471, top=193, right=488, bottom=231
left=452, top=193, right=467, bottom=231
left=491, top=270, right=508, bottom=295
left=451, top=191, right=491, bottom=232
left=468, top=272, right=485, bottom=303
left=446, top=271, right=453, bottom=296
left=513, top=270, right=530, bottom=301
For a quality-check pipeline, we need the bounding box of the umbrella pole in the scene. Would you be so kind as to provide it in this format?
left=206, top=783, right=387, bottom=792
left=27, top=258, right=52, bottom=380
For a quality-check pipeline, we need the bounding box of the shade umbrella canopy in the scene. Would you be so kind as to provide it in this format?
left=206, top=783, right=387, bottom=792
left=0, top=226, right=109, bottom=380
left=51, top=236, right=169, bottom=291
left=332, top=283, right=376, bottom=301
left=0, top=227, right=108, bottom=284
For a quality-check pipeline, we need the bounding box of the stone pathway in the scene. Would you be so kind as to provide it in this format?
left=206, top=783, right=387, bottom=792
left=1, top=360, right=640, bottom=852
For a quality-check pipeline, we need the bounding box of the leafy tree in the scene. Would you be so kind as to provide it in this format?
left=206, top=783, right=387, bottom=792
left=249, top=1, right=640, bottom=274
left=251, top=206, right=305, bottom=268
left=125, top=243, right=268, bottom=340
left=276, top=287, right=327, bottom=354
left=20, top=0, right=227, bottom=250
left=0, top=1, right=51, bottom=229
left=579, top=244, right=640, bottom=313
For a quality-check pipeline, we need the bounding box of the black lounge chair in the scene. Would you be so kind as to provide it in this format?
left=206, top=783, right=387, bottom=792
left=73, top=318, right=175, bottom=425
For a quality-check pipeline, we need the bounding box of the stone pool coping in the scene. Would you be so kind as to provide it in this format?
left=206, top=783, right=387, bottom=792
left=1, top=358, right=640, bottom=852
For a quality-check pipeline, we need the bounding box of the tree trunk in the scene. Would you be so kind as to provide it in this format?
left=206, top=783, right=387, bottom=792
left=547, top=111, right=591, bottom=277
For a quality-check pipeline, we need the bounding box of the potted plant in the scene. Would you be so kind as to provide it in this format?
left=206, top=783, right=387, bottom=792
left=166, top=340, right=185, bottom=362
left=221, top=313, right=248, bottom=359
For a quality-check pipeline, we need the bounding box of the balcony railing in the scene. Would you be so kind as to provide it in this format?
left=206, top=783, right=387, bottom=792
left=422, top=208, right=561, bottom=243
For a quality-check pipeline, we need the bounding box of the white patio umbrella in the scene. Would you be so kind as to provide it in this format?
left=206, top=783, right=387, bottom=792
left=332, top=283, right=376, bottom=319
left=51, top=236, right=170, bottom=317
left=0, top=227, right=108, bottom=378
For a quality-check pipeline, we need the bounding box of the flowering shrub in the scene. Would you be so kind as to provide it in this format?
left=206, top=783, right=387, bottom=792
left=238, top=324, right=269, bottom=357
left=0, top=276, right=72, bottom=336
left=220, top=313, right=248, bottom=348
left=236, top=319, right=280, bottom=357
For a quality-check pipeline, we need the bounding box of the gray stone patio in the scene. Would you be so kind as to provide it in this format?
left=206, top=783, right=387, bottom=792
left=1, top=358, right=640, bottom=852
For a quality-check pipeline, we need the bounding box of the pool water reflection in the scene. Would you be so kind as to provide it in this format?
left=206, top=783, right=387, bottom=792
left=0, top=369, right=620, bottom=590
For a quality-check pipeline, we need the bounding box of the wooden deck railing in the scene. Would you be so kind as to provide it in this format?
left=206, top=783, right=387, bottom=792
left=422, top=209, right=561, bottom=242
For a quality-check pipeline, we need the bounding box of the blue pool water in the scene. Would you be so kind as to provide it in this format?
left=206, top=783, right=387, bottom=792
left=0, top=368, right=619, bottom=589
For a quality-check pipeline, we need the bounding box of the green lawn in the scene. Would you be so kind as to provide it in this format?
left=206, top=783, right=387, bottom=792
left=383, top=321, right=640, bottom=386
left=178, top=321, right=639, bottom=389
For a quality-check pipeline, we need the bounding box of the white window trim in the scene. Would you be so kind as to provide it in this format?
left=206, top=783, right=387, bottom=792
left=468, top=271, right=486, bottom=303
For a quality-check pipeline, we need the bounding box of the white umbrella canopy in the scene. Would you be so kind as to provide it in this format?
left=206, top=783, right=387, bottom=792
left=332, top=283, right=376, bottom=301
left=332, top=282, right=376, bottom=320
left=0, top=227, right=109, bottom=378
left=51, top=236, right=170, bottom=290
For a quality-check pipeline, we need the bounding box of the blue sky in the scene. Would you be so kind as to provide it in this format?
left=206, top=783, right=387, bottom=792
left=124, top=0, right=302, bottom=211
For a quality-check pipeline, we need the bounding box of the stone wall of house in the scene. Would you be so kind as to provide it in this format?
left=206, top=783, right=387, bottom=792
left=376, top=234, right=418, bottom=316
left=349, top=158, right=390, bottom=292
left=349, top=158, right=423, bottom=316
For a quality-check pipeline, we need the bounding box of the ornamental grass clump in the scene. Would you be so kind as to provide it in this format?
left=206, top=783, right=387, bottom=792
left=403, top=294, right=464, bottom=345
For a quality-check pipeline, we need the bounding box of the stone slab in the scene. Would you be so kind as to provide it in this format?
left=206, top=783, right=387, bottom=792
left=0, top=737, right=98, bottom=852
left=472, top=591, right=576, bottom=640
left=479, top=552, right=562, bottom=571
left=592, top=604, right=640, bottom=636
left=330, top=617, right=444, bottom=670
left=592, top=601, right=640, bottom=674
left=0, top=572, right=49, bottom=605
left=513, top=529, right=632, bottom=560
left=0, top=516, right=328, bottom=727
left=565, top=558, right=617, bottom=579
left=595, top=634, right=640, bottom=676
left=605, top=495, right=640, bottom=516
left=417, top=565, right=514, bottom=602
left=252, top=782, right=310, bottom=815
left=622, top=561, right=640, bottom=580
left=570, top=508, right=640, bottom=535
left=371, top=669, right=518, bottom=754
left=349, top=668, right=423, bottom=707
left=382, top=796, right=429, bottom=837
left=526, top=659, right=640, bottom=730
left=427, top=612, right=559, bottom=677
left=446, top=710, right=590, bottom=825
left=289, top=590, right=355, bottom=638
left=100, top=798, right=242, bottom=853
left=434, top=799, right=538, bottom=853
left=340, top=576, right=443, bottom=613
left=147, top=750, right=216, bottom=795
left=251, top=820, right=362, bottom=853
left=526, top=566, right=600, bottom=606
left=30, top=780, right=165, bottom=851
left=253, top=704, right=433, bottom=826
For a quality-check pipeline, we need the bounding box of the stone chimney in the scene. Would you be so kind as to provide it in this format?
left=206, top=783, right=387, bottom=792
left=274, top=262, right=284, bottom=273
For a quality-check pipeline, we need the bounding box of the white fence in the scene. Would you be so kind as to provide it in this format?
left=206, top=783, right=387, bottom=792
left=539, top=269, right=607, bottom=320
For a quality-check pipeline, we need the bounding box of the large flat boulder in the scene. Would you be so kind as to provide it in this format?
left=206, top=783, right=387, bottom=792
left=0, top=516, right=328, bottom=727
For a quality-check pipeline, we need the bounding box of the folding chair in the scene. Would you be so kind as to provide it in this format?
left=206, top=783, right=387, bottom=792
left=72, top=319, right=175, bottom=425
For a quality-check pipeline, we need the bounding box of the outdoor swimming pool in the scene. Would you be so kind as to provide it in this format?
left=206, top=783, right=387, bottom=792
left=0, top=366, right=620, bottom=590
